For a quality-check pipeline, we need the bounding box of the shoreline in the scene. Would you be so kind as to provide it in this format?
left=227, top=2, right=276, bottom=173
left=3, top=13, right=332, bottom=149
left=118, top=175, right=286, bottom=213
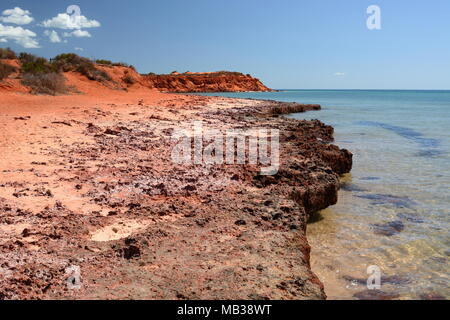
left=0, top=91, right=352, bottom=299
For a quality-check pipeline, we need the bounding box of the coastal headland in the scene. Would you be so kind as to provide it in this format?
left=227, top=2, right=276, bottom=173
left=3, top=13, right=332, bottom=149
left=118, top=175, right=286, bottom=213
left=0, top=53, right=352, bottom=299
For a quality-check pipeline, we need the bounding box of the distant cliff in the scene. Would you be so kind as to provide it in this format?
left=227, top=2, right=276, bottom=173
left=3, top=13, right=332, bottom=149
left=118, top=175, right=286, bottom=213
left=141, top=71, right=273, bottom=93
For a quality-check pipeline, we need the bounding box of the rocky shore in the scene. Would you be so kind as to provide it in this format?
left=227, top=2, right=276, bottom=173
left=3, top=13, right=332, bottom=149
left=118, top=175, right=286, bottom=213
left=0, top=94, right=351, bottom=300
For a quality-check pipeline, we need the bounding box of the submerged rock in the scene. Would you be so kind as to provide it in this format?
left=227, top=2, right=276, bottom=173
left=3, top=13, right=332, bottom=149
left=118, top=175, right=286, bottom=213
left=371, top=220, right=405, bottom=236
left=340, top=183, right=366, bottom=192
left=360, top=176, right=380, bottom=181
left=353, top=289, right=400, bottom=300
left=416, top=149, right=444, bottom=157
left=357, top=193, right=416, bottom=208
left=358, top=121, right=440, bottom=149
left=419, top=292, right=447, bottom=300
left=343, top=274, right=410, bottom=286
left=396, top=212, right=425, bottom=224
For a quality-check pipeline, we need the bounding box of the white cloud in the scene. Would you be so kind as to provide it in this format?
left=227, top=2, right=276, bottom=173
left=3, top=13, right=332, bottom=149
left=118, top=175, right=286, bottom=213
left=74, top=47, right=84, bottom=51
left=0, top=7, right=34, bottom=25
left=63, top=29, right=91, bottom=38
left=333, top=72, right=345, bottom=77
left=44, top=30, right=62, bottom=43
left=0, top=23, right=39, bottom=48
left=0, top=38, right=7, bottom=43
left=42, top=13, right=100, bottom=30
left=72, top=29, right=91, bottom=37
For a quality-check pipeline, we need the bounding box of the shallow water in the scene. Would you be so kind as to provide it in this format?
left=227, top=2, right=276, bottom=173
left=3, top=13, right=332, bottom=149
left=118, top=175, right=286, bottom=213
left=198, top=90, right=450, bottom=300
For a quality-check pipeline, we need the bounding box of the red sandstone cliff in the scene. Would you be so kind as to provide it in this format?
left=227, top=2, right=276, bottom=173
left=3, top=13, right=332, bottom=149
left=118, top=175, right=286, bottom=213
left=141, top=71, right=273, bottom=93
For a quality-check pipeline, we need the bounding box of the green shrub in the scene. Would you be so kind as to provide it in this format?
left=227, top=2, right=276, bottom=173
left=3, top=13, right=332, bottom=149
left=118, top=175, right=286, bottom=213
left=210, top=71, right=243, bottom=77
left=19, top=53, right=57, bottom=74
left=0, top=62, right=17, bottom=80
left=122, top=74, right=136, bottom=85
left=0, top=48, right=17, bottom=60
left=112, top=62, right=136, bottom=70
left=22, top=73, right=68, bottom=95
left=52, top=53, right=111, bottom=82
left=96, top=59, right=113, bottom=65
left=95, top=59, right=135, bottom=71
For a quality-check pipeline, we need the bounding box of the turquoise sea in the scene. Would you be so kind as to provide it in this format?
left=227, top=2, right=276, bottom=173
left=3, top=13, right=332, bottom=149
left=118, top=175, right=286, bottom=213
left=198, top=90, right=450, bottom=300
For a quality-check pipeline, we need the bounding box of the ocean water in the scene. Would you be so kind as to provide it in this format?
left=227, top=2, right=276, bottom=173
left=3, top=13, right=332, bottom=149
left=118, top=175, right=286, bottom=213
left=197, top=90, right=450, bottom=300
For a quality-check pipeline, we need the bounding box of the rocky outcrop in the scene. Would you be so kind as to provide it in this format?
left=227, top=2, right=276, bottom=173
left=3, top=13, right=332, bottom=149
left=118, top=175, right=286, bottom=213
left=142, top=71, right=273, bottom=92
left=0, top=97, right=351, bottom=300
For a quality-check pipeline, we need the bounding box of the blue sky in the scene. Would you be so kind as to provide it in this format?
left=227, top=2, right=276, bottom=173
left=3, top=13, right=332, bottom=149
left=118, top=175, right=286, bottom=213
left=0, top=0, right=449, bottom=89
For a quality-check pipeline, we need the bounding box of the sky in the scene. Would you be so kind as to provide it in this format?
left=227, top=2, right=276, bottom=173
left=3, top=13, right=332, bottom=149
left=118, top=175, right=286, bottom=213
left=0, top=0, right=449, bottom=90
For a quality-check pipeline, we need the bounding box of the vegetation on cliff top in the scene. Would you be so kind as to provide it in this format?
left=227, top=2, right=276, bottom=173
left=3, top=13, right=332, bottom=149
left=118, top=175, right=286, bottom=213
left=52, top=53, right=111, bottom=82
left=155, top=71, right=248, bottom=77
left=96, top=59, right=136, bottom=70
left=0, top=48, right=17, bottom=60
left=0, top=48, right=117, bottom=80
left=0, top=62, right=17, bottom=81
left=0, top=48, right=121, bottom=95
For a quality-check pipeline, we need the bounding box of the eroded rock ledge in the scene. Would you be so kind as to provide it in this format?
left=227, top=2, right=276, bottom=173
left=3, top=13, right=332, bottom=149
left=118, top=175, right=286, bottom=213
left=0, top=97, right=352, bottom=300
